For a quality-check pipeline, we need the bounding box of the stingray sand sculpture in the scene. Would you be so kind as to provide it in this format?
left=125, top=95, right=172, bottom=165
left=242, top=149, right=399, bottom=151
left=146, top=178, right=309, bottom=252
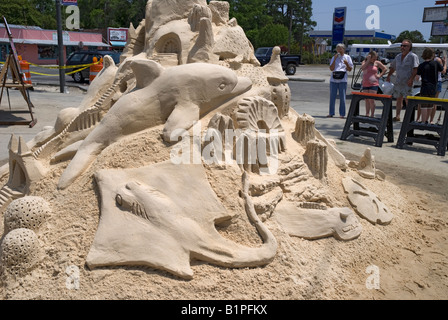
left=0, top=0, right=393, bottom=280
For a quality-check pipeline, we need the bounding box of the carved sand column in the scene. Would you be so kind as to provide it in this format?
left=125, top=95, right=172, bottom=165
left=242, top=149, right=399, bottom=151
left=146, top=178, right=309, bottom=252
left=303, top=139, right=328, bottom=180
left=294, top=113, right=316, bottom=145
left=203, top=113, right=235, bottom=164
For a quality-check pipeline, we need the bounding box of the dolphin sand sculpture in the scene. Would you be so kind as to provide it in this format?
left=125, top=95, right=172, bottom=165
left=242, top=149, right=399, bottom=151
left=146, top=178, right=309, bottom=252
left=57, top=59, right=252, bottom=189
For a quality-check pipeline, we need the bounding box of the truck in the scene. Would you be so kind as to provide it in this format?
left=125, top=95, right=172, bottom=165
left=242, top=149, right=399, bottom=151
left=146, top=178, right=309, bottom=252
left=255, top=47, right=301, bottom=75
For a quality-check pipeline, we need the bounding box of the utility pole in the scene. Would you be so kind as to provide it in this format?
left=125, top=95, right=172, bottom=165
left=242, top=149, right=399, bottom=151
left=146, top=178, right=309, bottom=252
left=56, top=0, right=66, bottom=93
left=300, top=3, right=304, bottom=57
left=435, top=0, right=448, bottom=43
left=278, top=0, right=293, bottom=54
left=288, top=9, right=293, bottom=54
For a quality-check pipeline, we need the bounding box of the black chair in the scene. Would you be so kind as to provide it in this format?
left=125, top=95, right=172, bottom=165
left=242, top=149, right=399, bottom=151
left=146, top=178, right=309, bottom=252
left=341, top=92, right=394, bottom=147
left=396, top=96, right=448, bottom=156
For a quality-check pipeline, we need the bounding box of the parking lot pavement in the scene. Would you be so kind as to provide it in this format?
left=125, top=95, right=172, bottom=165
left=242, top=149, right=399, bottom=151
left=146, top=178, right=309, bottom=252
left=0, top=86, right=85, bottom=166
left=0, top=65, right=447, bottom=187
left=288, top=64, right=330, bottom=83
left=28, top=64, right=90, bottom=91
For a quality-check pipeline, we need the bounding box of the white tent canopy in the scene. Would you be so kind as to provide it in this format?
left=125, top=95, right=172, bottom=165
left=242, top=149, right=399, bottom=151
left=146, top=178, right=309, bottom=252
left=351, top=42, right=448, bottom=50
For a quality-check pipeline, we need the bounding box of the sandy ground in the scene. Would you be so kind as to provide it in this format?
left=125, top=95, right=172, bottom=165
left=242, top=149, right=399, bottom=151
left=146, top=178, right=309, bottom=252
left=0, top=66, right=446, bottom=302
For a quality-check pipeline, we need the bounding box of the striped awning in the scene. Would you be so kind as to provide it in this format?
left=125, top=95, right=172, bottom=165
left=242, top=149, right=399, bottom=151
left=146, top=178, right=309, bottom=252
left=0, top=38, right=109, bottom=47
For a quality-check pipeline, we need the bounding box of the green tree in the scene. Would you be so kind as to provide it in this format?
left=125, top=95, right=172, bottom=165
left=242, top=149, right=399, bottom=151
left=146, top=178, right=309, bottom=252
left=255, top=23, right=289, bottom=47
left=222, top=1, right=316, bottom=52
left=77, top=0, right=147, bottom=29
left=0, top=0, right=56, bottom=29
left=32, top=0, right=56, bottom=29
left=294, top=0, right=316, bottom=55
left=224, top=0, right=272, bottom=46
left=0, top=0, right=146, bottom=30
left=395, top=30, right=426, bottom=44
left=2, top=0, right=317, bottom=57
left=266, top=0, right=316, bottom=53
left=429, top=35, right=448, bottom=43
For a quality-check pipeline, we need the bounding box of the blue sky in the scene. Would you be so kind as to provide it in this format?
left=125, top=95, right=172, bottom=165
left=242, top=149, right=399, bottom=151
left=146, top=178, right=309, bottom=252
left=311, top=0, right=435, bottom=41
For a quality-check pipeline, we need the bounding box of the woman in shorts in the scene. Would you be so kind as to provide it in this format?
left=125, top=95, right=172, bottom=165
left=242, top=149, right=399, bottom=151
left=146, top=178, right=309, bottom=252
left=361, top=51, right=388, bottom=117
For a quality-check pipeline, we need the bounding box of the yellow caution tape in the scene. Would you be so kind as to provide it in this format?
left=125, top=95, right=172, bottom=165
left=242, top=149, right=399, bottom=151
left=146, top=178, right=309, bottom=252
left=28, top=60, right=102, bottom=69
left=29, top=65, right=93, bottom=76
left=407, top=95, right=448, bottom=103
left=0, top=60, right=102, bottom=69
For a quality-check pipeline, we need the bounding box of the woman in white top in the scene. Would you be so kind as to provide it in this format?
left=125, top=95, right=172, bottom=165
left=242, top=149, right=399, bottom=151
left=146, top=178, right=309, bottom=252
left=328, top=43, right=353, bottom=118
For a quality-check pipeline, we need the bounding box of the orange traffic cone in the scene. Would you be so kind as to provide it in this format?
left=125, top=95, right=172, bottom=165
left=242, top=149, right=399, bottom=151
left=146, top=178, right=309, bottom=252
left=18, top=55, right=32, bottom=86
left=89, top=57, right=103, bottom=83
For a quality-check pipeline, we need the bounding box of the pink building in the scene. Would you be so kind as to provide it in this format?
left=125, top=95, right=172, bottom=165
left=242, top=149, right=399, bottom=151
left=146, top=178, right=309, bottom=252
left=0, top=23, right=110, bottom=65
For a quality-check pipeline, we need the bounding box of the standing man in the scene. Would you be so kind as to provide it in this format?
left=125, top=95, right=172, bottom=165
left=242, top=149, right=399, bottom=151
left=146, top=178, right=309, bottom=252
left=386, top=39, right=419, bottom=122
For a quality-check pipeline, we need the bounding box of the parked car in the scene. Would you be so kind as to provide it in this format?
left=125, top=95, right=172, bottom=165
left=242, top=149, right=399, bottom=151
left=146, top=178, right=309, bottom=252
left=65, top=50, right=121, bottom=83
left=255, top=47, right=301, bottom=75
left=350, top=54, right=389, bottom=65
left=378, top=56, right=390, bottom=65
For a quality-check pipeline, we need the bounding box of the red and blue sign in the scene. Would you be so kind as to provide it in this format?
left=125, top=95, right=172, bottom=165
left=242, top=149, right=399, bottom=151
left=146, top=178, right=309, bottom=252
left=332, top=7, right=347, bottom=46
left=334, top=9, right=345, bottom=24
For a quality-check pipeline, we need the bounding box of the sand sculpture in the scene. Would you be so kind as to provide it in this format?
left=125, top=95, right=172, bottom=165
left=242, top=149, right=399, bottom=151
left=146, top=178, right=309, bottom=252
left=0, top=196, right=49, bottom=277
left=87, top=164, right=277, bottom=279
left=0, top=0, right=393, bottom=282
left=275, top=201, right=362, bottom=241
left=348, top=148, right=386, bottom=181
left=342, top=177, right=393, bottom=225
left=3, top=196, right=50, bottom=233
left=0, top=228, right=42, bottom=277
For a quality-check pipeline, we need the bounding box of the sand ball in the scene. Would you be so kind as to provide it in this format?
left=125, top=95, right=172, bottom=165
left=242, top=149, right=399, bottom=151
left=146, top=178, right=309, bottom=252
left=0, top=228, right=42, bottom=276
left=4, top=196, right=50, bottom=233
